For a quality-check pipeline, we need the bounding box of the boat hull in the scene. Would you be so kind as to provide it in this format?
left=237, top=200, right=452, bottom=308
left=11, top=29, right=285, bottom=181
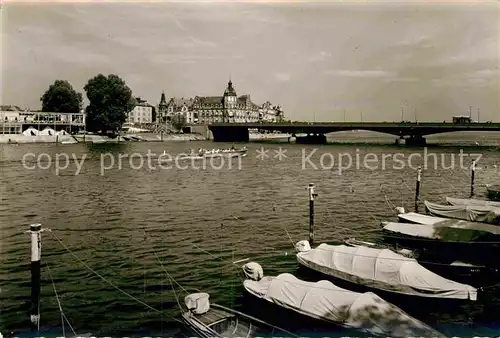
left=381, top=228, right=500, bottom=267
left=486, top=185, right=500, bottom=201
left=240, top=288, right=357, bottom=337
left=181, top=303, right=296, bottom=338
left=294, top=264, right=479, bottom=328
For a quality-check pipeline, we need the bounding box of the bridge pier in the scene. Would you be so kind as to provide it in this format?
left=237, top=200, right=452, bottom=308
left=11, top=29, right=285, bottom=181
left=405, top=135, right=426, bottom=146
left=210, top=126, right=249, bottom=142
left=296, top=133, right=327, bottom=145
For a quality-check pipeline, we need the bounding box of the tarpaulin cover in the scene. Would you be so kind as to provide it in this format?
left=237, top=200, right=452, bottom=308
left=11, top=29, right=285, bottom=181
left=446, top=197, right=500, bottom=208
left=383, top=221, right=500, bottom=242
left=296, top=244, right=476, bottom=300
left=425, top=200, right=500, bottom=224
left=398, top=212, right=446, bottom=225
left=244, top=273, right=445, bottom=338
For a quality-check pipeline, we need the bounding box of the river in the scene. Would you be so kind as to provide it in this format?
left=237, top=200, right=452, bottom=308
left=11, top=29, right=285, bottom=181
left=1, top=132, right=500, bottom=337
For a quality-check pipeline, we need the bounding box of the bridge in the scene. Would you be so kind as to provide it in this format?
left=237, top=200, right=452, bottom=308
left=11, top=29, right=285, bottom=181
left=208, top=122, right=500, bottom=145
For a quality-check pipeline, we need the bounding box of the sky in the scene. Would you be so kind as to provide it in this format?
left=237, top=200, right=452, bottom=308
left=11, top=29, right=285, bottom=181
left=1, top=0, right=499, bottom=122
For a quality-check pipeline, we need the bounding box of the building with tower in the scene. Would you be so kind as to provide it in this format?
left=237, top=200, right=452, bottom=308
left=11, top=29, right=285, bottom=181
left=157, top=91, right=168, bottom=123
left=158, top=80, right=284, bottom=125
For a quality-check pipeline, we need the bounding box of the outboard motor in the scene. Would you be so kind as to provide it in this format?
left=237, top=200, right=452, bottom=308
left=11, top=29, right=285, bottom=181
left=395, top=206, right=405, bottom=214
left=184, top=292, right=210, bottom=314
left=242, top=262, right=263, bottom=281
left=295, top=240, right=311, bottom=253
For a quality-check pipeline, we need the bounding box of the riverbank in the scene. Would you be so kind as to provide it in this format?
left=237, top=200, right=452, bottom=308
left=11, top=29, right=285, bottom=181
left=74, top=133, right=206, bottom=143
left=0, top=134, right=78, bottom=144
left=0, top=133, right=207, bottom=144
left=0, top=132, right=289, bottom=144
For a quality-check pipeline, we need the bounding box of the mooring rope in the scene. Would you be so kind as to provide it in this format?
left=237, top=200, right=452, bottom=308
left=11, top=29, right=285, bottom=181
left=45, top=262, right=77, bottom=337
left=50, top=231, right=160, bottom=313
left=152, top=250, right=183, bottom=313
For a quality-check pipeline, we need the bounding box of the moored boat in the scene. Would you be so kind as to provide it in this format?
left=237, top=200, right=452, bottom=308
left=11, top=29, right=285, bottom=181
left=398, top=211, right=446, bottom=225
left=381, top=221, right=500, bottom=266
left=241, top=262, right=446, bottom=338
left=343, top=238, right=497, bottom=286
left=446, top=197, right=500, bottom=208
left=295, top=241, right=477, bottom=301
left=424, top=200, right=500, bottom=225
left=382, top=220, right=500, bottom=241
left=181, top=292, right=297, bottom=338
left=485, top=184, right=500, bottom=201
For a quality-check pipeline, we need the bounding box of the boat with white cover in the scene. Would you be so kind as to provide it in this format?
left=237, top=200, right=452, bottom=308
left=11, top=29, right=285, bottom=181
left=181, top=292, right=296, bottom=338
left=424, top=200, right=500, bottom=225
left=446, top=197, right=500, bottom=208
left=295, top=240, right=477, bottom=301
left=343, top=237, right=497, bottom=285
left=382, top=220, right=500, bottom=270
left=398, top=212, right=447, bottom=225
left=241, top=262, right=446, bottom=338
left=383, top=220, right=500, bottom=240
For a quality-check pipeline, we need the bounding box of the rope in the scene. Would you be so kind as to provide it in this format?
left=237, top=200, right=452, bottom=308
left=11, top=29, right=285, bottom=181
left=50, top=232, right=160, bottom=313
left=152, top=250, right=183, bottom=313
left=45, top=263, right=77, bottom=337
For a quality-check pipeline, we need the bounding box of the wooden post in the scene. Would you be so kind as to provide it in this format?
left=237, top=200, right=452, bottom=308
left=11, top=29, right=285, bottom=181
left=28, top=223, right=43, bottom=332
left=470, top=160, right=476, bottom=197
left=308, top=183, right=318, bottom=247
left=415, top=167, right=422, bottom=213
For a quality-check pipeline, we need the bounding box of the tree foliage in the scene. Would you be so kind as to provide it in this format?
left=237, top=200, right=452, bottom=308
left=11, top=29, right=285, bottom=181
left=171, top=113, right=187, bottom=131
left=84, top=74, right=134, bottom=135
left=40, top=80, right=83, bottom=114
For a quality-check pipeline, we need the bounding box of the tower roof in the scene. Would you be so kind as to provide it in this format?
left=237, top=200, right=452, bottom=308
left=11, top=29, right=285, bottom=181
left=223, top=80, right=237, bottom=97
left=159, top=91, right=167, bottom=106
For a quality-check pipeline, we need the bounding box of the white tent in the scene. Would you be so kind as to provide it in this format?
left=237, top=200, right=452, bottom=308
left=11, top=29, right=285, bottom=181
left=244, top=272, right=445, bottom=338
left=297, top=244, right=477, bottom=300
left=39, top=127, right=55, bottom=136
left=56, top=130, right=68, bottom=135
left=22, top=127, right=39, bottom=136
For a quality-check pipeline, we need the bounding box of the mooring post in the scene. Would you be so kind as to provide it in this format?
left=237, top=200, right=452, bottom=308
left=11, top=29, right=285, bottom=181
left=308, top=183, right=318, bottom=247
left=470, top=160, right=476, bottom=197
left=415, top=167, right=422, bottom=213
left=27, top=223, right=44, bottom=332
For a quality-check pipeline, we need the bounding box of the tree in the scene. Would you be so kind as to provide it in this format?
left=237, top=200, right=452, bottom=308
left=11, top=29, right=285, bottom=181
left=40, top=80, right=83, bottom=114
left=171, top=113, right=187, bottom=132
left=84, top=74, right=134, bottom=135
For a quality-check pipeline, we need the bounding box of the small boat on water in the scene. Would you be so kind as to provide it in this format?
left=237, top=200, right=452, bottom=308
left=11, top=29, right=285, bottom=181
left=446, top=197, right=500, bottom=208
left=181, top=292, right=297, bottom=338
left=485, top=184, right=500, bottom=201
left=383, top=219, right=500, bottom=240
left=295, top=240, right=477, bottom=301
left=343, top=238, right=497, bottom=285
left=381, top=220, right=500, bottom=266
left=424, top=200, right=500, bottom=225
left=199, top=146, right=248, bottom=158
left=242, top=262, right=446, bottom=338
left=398, top=211, right=446, bottom=225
